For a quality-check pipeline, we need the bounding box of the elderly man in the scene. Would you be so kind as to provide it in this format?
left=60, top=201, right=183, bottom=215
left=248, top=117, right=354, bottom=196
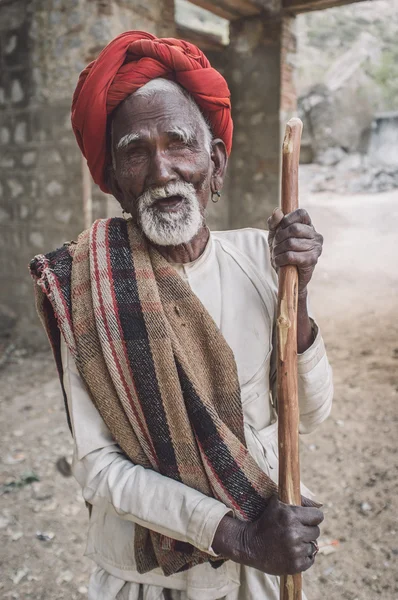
left=31, top=31, right=333, bottom=600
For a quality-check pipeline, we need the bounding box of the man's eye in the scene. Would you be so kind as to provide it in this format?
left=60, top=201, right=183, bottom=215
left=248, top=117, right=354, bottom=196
left=169, top=138, right=192, bottom=150
left=128, top=146, right=144, bottom=154
left=126, top=147, right=146, bottom=159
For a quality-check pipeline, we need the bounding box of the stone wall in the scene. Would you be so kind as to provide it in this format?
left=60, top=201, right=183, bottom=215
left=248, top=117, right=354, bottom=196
left=202, top=48, right=231, bottom=231
left=179, top=17, right=298, bottom=233
left=0, top=1, right=37, bottom=343
left=0, top=0, right=175, bottom=347
left=0, top=1, right=295, bottom=345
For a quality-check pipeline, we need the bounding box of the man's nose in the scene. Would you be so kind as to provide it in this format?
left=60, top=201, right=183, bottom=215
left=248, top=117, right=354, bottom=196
left=146, top=150, right=177, bottom=189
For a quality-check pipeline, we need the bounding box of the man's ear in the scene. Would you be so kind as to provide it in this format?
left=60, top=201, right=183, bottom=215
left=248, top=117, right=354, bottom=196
left=210, top=139, right=228, bottom=194
left=105, top=163, right=128, bottom=211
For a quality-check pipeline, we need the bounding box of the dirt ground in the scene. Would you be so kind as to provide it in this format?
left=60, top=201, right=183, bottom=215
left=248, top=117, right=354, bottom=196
left=1, top=172, right=397, bottom=599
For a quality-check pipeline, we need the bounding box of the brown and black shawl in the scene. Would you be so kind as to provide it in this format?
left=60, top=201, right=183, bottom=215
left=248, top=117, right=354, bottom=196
left=31, top=217, right=289, bottom=576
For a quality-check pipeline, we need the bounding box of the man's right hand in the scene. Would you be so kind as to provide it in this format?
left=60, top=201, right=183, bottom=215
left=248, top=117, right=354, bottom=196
left=212, top=495, right=323, bottom=575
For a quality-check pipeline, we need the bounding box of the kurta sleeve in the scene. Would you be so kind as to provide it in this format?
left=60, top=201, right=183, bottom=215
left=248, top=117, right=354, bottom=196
left=269, top=319, right=333, bottom=435
left=61, top=338, right=230, bottom=556
left=297, top=321, right=333, bottom=434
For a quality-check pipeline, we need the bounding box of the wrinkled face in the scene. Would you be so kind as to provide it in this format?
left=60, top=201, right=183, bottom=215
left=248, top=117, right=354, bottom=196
left=108, top=87, right=226, bottom=246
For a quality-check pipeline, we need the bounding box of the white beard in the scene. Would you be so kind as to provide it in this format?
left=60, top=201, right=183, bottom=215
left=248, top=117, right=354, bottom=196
left=137, top=182, right=203, bottom=247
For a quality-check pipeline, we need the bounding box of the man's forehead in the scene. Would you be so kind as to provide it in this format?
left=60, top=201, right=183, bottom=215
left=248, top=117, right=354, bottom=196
left=112, top=88, right=195, bottom=140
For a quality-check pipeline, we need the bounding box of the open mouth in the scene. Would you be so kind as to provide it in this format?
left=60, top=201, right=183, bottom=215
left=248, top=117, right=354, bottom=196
left=153, top=195, right=184, bottom=212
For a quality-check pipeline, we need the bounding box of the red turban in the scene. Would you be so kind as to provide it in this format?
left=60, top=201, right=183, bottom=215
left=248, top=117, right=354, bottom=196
left=71, top=31, right=233, bottom=193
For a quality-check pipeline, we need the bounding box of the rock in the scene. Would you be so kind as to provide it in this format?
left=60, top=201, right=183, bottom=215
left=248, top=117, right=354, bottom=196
left=0, top=514, right=10, bottom=529
left=336, top=152, right=362, bottom=171
left=309, top=154, right=398, bottom=194
left=56, top=570, right=73, bottom=585
left=11, top=568, right=29, bottom=585
left=317, top=147, right=348, bottom=166
left=318, top=537, right=340, bottom=555
left=38, top=499, right=58, bottom=512
left=55, top=456, right=72, bottom=477
left=4, top=452, right=26, bottom=465
left=32, top=482, right=53, bottom=501
left=61, top=503, right=81, bottom=517
left=298, top=70, right=375, bottom=161
left=373, top=172, right=395, bottom=192
left=360, top=501, right=373, bottom=514
left=36, top=531, right=55, bottom=542
left=348, top=173, right=373, bottom=193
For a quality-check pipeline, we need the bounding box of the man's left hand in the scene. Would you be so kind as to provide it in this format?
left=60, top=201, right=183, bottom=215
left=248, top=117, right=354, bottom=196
left=267, top=208, right=323, bottom=295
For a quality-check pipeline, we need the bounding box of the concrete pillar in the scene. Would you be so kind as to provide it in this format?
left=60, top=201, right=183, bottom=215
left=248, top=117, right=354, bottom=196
left=226, top=15, right=297, bottom=229
left=280, top=16, right=298, bottom=124
left=0, top=0, right=175, bottom=347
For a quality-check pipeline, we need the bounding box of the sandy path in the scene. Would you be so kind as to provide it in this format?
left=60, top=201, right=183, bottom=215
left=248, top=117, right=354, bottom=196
left=298, top=182, right=398, bottom=600
left=1, top=183, right=397, bottom=599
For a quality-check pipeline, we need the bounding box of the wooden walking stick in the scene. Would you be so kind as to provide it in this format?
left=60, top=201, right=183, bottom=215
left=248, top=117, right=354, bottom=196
left=278, top=117, right=303, bottom=600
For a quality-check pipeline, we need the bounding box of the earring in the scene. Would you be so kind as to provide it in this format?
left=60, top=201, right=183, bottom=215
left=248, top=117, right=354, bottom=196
left=212, top=190, right=221, bottom=203
left=122, top=210, right=130, bottom=220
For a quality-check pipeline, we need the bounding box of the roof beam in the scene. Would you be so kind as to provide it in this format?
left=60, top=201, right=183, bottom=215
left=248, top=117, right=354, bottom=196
left=185, top=0, right=365, bottom=20
left=176, top=25, right=226, bottom=51
left=283, top=0, right=366, bottom=14
left=186, top=0, right=280, bottom=21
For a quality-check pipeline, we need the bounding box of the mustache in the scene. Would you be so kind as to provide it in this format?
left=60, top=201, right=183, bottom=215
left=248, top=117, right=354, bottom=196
left=137, top=182, right=197, bottom=209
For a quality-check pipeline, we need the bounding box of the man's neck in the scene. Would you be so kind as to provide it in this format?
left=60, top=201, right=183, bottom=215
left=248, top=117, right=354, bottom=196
left=154, top=225, right=210, bottom=264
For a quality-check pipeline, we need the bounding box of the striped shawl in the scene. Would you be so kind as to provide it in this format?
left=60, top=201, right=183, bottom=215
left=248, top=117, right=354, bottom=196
left=30, top=217, right=283, bottom=576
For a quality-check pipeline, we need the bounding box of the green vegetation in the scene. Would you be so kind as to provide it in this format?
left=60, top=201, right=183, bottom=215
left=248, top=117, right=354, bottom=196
left=370, top=49, right=398, bottom=111
left=297, top=0, right=398, bottom=113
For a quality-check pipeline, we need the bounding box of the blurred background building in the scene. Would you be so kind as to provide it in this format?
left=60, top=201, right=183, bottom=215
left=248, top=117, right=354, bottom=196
left=0, top=0, right=397, bottom=346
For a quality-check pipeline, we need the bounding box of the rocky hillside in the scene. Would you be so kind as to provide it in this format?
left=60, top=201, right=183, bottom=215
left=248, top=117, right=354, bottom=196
left=297, top=0, right=398, bottom=112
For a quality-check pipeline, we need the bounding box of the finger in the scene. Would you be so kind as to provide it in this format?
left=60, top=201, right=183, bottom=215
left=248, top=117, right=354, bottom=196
left=305, top=542, right=314, bottom=558
left=274, top=223, right=315, bottom=245
left=279, top=208, right=312, bottom=230
left=306, top=542, right=318, bottom=560
left=293, top=524, right=320, bottom=544
left=267, top=208, right=284, bottom=231
left=305, top=540, right=319, bottom=559
left=274, top=251, right=320, bottom=269
left=273, top=237, right=318, bottom=258
left=301, top=495, right=323, bottom=509
left=292, top=506, right=324, bottom=526
left=301, top=526, right=321, bottom=543
left=293, top=552, right=315, bottom=575
left=301, top=554, right=316, bottom=572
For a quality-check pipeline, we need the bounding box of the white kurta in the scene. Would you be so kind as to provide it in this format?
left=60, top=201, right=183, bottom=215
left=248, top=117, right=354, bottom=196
left=61, top=228, right=333, bottom=600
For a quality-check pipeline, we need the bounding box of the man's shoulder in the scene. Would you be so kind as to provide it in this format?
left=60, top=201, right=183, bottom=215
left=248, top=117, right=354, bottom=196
left=211, top=227, right=277, bottom=288
left=211, top=227, right=270, bottom=260
left=30, top=243, right=74, bottom=281
left=30, top=218, right=118, bottom=277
